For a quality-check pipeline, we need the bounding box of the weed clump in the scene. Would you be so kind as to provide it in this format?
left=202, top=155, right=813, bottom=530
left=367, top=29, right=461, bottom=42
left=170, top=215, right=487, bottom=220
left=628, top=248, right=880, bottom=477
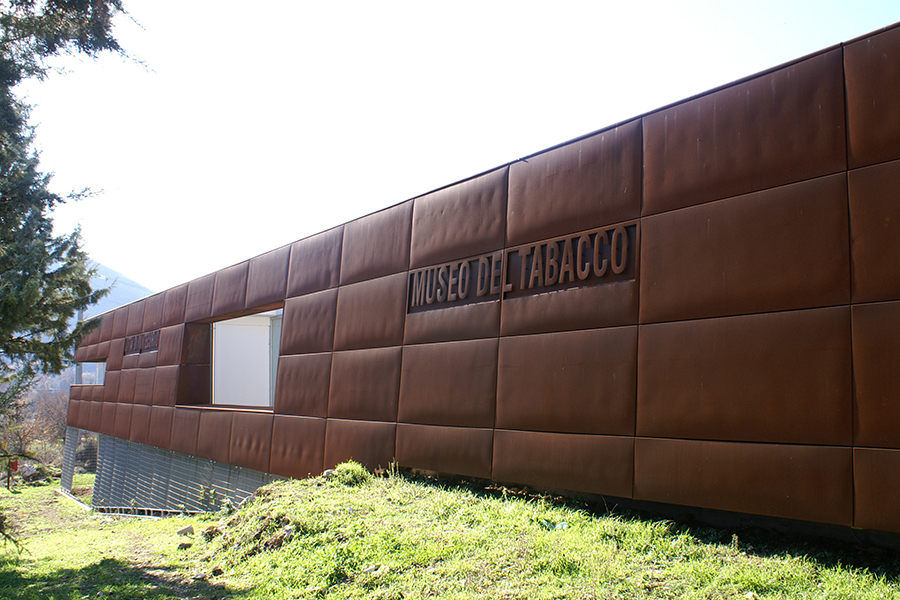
left=327, top=461, right=372, bottom=486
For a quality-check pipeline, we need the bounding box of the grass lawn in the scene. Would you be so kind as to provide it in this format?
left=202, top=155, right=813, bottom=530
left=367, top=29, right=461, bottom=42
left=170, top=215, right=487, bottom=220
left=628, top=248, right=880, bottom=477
left=1, top=462, right=898, bottom=599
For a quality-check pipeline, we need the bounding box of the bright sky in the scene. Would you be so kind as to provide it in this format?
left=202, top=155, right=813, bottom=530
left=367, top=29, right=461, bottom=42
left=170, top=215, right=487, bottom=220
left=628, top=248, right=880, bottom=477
left=20, top=0, right=900, bottom=293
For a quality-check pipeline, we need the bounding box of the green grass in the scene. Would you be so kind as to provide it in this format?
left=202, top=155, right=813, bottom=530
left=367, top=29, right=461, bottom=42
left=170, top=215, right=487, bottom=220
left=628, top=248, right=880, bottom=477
left=1, top=462, right=899, bottom=599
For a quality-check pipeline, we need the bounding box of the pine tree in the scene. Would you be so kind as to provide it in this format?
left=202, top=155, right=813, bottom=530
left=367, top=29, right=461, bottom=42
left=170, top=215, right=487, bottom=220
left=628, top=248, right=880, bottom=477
left=0, top=1, right=127, bottom=416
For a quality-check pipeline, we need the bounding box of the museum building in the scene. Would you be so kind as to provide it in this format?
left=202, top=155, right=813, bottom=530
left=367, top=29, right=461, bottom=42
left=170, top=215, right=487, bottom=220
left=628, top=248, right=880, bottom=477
left=65, top=22, right=900, bottom=536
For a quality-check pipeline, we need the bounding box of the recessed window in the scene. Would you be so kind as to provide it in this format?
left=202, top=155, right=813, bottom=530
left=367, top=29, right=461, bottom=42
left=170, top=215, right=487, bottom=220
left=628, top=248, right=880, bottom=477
left=211, top=309, right=282, bottom=407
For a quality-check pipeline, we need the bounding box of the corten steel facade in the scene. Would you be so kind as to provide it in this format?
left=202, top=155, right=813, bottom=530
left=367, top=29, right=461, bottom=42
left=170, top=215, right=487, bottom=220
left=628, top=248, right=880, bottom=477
left=68, top=24, right=900, bottom=534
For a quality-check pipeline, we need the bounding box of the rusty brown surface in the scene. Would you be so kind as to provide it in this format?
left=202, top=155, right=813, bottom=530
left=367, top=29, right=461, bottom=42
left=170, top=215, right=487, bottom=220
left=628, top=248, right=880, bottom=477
left=152, top=365, right=178, bottom=406
left=849, top=159, right=900, bottom=303
left=340, top=201, right=412, bottom=286
left=246, top=245, right=290, bottom=308
left=273, top=353, right=332, bottom=417
left=333, top=273, right=407, bottom=351
left=633, top=438, right=853, bottom=526
left=323, top=419, right=396, bottom=471
left=113, top=403, right=132, bottom=439
left=129, top=404, right=151, bottom=445
left=280, top=289, right=337, bottom=355
left=329, top=347, right=401, bottom=422
left=162, top=284, right=188, bottom=327
left=142, top=293, right=164, bottom=333
left=125, top=301, right=145, bottom=337
left=396, top=424, right=493, bottom=479
left=852, top=301, right=900, bottom=448
left=211, top=261, right=249, bottom=319
left=493, top=430, right=634, bottom=498
left=508, top=121, right=642, bottom=246
left=270, top=415, right=325, bottom=479
left=133, top=368, right=155, bottom=405
left=196, top=410, right=233, bottom=464
left=66, top=400, right=80, bottom=427
left=845, top=25, right=900, bottom=168
left=497, top=328, right=636, bottom=435
left=185, top=273, right=216, bottom=322
left=399, top=338, right=497, bottom=428
left=148, top=406, right=174, bottom=449
left=410, top=168, right=508, bottom=269
left=229, top=412, right=274, bottom=473
left=169, top=408, right=200, bottom=456
left=287, top=226, right=344, bottom=298
left=403, top=298, right=500, bottom=345
left=640, top=174, right=850, bottom=324
left=637, top=307, right=852, bottom=445
left=643, top=49, right=846, bottom=215
left=853, top=448, right=900, bottom=533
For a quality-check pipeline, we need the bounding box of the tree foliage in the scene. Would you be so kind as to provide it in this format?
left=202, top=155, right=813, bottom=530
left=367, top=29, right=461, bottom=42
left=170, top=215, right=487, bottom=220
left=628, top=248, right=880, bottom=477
left=0, top=1, right=127, bottom=416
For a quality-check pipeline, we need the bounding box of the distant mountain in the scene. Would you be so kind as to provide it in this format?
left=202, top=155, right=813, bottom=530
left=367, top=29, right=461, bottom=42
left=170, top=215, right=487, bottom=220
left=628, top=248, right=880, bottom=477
left=84, top=264, right=155, bottom=318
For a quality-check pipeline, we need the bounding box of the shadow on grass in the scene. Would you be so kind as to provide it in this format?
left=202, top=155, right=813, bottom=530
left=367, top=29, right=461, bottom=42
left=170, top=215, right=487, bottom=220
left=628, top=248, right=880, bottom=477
left=0, top=556, right=247, bottom=600
left=400, top=468, right=900, bottom=584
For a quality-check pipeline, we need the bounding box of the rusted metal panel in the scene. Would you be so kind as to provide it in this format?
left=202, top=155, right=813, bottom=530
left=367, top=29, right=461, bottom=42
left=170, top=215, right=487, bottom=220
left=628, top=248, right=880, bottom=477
left=114, top=403, right=132, bottom=439
left=845, top=25, right=900, bottom=168
left=67, top=400, right=80, bottom=427
left=99, top=311, right=115, bottom=342
left=133, top=368, right=156, bottom=405
left=280, top=289, right=337, bottom=355
left=333, top=273, right=407, bottom=351
left=508, top=120, right=642, bottom=246
left=211, top=261, right=249, bottom=318
left=229, top=412, right=274, bottom=473
left=148, top=406, right=174, bottom=449
left=340, top=201, right=412, bottom=286
left=329, top=347, right=401, bottom=422
left=176, top=365, right=210, bottom=406
left=849, top=158, right=900, bottom=303
left=499, top=222, right=640, bottom=336
left=126, top=300, right=145, bottom=337
left=112, top=306, right=129, bottom=339
left=130, top=404, right=151, bottom=445
left=287, top=226, right=343, bottom=298
left=103, top=370, right=120, bottom=403
left=185, top=273, right=216, bottom=322
left=196, top=410, right=233, bottom=464
left=107, top=338, right=125, bottom=371
left=117, top=370, right=137, bottom=404
left=634, top=438, right=853, bottom=526
left=152, top=365, right=178, bottom=407
left=396, top=424, right=493, bottom=479
left=404, top=299, right=500, bottom=345
left=643, top=49, right=846, bottom=215
left=157, top=325, right=184, bottom=366
left=170, top=408, right=201, bottom=456
left=246, top=245, right=290, bottom=309
left=273, top=352, right=332, bottom=417
left=852, top=301, right=900, bottom=448
left=637, top=307, right=852, bottom=445
left=270, top=415, right=325, bottom=479
left=853, top=447, right=900, bottom=533
left=399, top=338, right=497, bottom=428
left=142, top=293, right=164, bottom=333
left=497, top=328, right=636, bottom=436
left=493, top=430, right=634, bottom=498
left=410, top=168, right=508, bottom=269
left=162, top=283, right=188, bottom=327
left=323, top=419, right=396, bottom=472
left=640, top=174, right=850, bottom=324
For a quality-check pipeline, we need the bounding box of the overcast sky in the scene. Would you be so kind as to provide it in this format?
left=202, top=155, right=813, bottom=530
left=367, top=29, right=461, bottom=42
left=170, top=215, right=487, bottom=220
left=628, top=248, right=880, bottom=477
left=20, top=0, right=900, bottom=293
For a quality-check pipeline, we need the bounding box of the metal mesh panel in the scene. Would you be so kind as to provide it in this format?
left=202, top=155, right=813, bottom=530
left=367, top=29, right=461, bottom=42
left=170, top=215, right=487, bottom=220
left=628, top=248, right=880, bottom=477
left=61, top=427, right=79, bottom=491
left=92, top=434, right=275, bottom=514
